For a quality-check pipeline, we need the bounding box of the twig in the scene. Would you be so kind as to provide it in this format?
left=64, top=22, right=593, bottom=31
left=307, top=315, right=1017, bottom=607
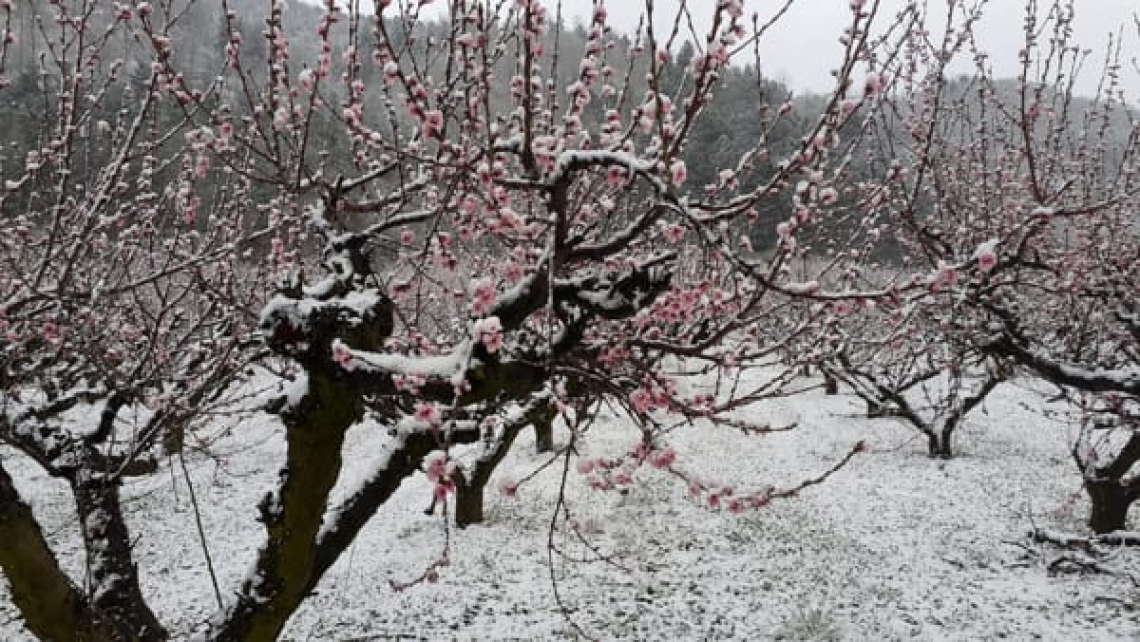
left=1031, top=528, right=1140, bottom=548
left=177, top=452, right=224, bottom=609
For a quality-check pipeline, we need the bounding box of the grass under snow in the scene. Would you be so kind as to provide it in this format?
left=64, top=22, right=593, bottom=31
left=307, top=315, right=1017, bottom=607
left=2, top=372, right=1139, bottom=640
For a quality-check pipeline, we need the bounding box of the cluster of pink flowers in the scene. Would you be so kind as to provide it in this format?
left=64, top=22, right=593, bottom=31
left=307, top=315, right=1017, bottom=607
left=928, top=261, right=960, bottom=292
left=470, top=279, right=496, bottom=317
left=331, top=342, right=355, bottom=370
left=973, top=240, right=999, bottom=272
left=423, top=451, right=457, bottom=503
left=629, top=382, right=676, bottom=416
left=577, top=456, right=632, bottom=491
left=414, top=403, right=443, bottom=428
left=689, top=482, right=770, bottom=513
left=471, top=316, right=503, bottom=353
left=669, top=159, right=688, bottom=187
left=392, top=373, right=426, bottom=393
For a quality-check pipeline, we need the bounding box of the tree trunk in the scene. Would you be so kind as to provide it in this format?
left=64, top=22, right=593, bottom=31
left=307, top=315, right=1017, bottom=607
left=72, top=476, right=168, bottom=641
left=1085, top=479, right=1133, bottom=534
left=823, top=374, right=838, bottom=395
left=453, top=409, right=534, bottom=528
left=0, top=460, right=120, bottom=642
left=927, top=430, right=953, bottom=459
left=533, top=404, right=556, bottom=453
left=454, top=480, right=484, bottom=527
left=212, top=372, right=361, bottom=642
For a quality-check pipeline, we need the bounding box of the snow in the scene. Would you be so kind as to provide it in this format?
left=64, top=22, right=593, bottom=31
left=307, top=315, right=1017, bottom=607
left=1, top=374, right=1139, bottom=640
left=353, top=340, right=472, bottom=377
left=258, top=288, right=384, bottom=331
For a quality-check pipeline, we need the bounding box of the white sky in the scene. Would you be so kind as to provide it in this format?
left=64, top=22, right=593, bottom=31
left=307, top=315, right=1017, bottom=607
left=342, top=0, right=1140, bottom=98
left=552, top=0, right=1140, bottom=98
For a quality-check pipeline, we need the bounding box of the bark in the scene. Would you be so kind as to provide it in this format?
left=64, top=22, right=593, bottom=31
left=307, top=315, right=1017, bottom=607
left=823, top=374, right=838, bottom=396
left=0, top=461, right=119, bottom=642
left=532, top=404, right=557, bottom=454
left=455, top=419, right=527, bottom=528
left=1085, top=478, right=1134, bottom=534
left=454, top=478, right=486, bottom=528
left=926, top=430, right=953, bottom=459
left=212, top=372, right=361, bottom=642
left=72, top=476, right=167, bottom=641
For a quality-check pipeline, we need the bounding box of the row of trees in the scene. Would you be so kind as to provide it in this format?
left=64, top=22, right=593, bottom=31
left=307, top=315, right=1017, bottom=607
left=0, top=0, right=1135, bottom=640
left=820, top=0, right=1139, bottom=531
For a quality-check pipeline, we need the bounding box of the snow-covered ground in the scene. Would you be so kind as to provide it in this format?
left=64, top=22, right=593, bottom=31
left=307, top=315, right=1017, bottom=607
left=3, top=375, right=1139, bottom=640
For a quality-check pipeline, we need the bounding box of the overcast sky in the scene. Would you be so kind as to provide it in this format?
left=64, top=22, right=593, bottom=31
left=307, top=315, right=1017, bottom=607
left=345, top=1, right=1138, bottom=98
left=547, top=0, right=1140, bottom=98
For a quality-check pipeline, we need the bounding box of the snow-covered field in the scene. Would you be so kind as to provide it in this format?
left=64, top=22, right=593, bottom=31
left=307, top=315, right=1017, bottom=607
left=3, top=375, right=1139, bottom=641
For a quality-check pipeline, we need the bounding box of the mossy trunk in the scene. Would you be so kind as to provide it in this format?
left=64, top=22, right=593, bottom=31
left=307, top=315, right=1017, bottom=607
left=213, top=372, right=361, bottom=642
left=72, top=478, right=168, bottom=641
left=0, top=461, right=120, bottom=642
left=1086, top=479, right=1133, bottom=534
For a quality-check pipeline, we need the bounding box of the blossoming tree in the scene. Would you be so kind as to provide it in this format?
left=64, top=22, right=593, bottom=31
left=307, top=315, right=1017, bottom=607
left=1, top=0, right=912, bottom=639
left=832, top=0, right=1139, bottom=526
left=0, top=0, right=269, bottom=639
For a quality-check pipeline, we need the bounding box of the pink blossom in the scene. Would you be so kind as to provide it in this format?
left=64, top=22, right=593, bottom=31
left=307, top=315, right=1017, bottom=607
left=605, top=166, right=628, bottom=186
left=863, top=73, right=884, bottom=98
left=424, top=451, right=450, bottom=483
left=576, top=459, right=596, bottom=475
left=415, top=403, right=443, bottom=427
left=399, top=228, right=415, bottom=245
left=935, top=261, right=959, bottom=288
left=332, top=343, right=354, bottom=369
left=421, top=109, right=444, bottom=139
left=649, top=447, right=676, bottom=470
left=472, top=316, right=504, bottom=353
left=433, top=482, right=454, bottom=503
left=382, top=60, right=399, bottom=84
left=470, top=278, right=496, bottom=316
left=670, top=159, right=687, bottom=186
left=974, top=240, right=999, bottom=272
left=273, top=106, right=290, bottom=130
left=41, top=322, right=62, bottom=345
left=497, top=477, right=518, bottom=497
left=630, top=388, right=655, bottom=415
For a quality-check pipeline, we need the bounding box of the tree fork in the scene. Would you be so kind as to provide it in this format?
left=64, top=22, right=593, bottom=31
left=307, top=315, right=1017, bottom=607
left=0, top=461, right=120, bottom=642
left=213, top=372, right=362, bottom=642
left=72, top=477, right=168, bottom=641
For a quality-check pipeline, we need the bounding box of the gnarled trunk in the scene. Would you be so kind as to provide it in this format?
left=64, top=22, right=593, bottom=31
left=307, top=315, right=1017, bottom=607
left=454, top=403, right=553, bottom=528
left=72, top=477, right=168, bottom=641
left=212, top=372, right=361, bottom=642
left=0, top=461, right=122, bottom=642
left=823, top=374, right=838, bottom=395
